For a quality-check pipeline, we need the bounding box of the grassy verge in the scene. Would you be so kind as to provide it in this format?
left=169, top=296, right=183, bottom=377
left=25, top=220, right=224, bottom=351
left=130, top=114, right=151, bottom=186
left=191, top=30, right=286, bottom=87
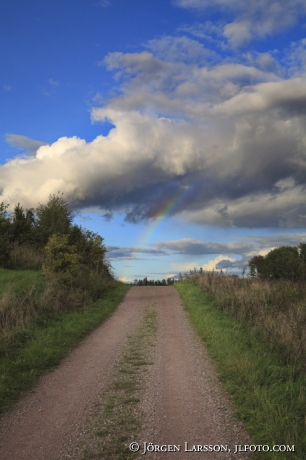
left=175, top=281, right=305, bottom=460
left=0, top=282, right=131, bottom=414
left=82, top=307, right=158, bottom=460
left=188, top=271, right=306, bottom=372
left=0, top=268, right=45, bottom=295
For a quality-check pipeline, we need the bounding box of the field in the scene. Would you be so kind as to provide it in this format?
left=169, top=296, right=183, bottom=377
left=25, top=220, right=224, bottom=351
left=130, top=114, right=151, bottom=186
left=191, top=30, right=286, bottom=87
left=187, top=271, right=306, bottom=371
left=176, top=275, right=306, bottom=458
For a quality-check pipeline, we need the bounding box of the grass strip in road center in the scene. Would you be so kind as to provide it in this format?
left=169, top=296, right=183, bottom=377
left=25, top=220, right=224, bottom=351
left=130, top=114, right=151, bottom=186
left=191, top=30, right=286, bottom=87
left=175, top=281, right=306, bottom=460
left=82, top=307, right=158, bottom=460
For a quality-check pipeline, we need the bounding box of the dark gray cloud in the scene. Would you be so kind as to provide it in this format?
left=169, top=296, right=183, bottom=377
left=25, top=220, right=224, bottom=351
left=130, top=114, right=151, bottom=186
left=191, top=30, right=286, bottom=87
left=1, top=36, right=306, bottom=229
left=154, top=233, right=306, bottom=255
left=153, top=232, right=306, bottom=272
left=107, top=232, right=306, bottom=278
left=153, top=238, right=250, bottom=255
left=216, top=259, right=235, bottom=269
left=106, top=245, right=166, bottom=261
left=102, top=212, right=113, bottom=222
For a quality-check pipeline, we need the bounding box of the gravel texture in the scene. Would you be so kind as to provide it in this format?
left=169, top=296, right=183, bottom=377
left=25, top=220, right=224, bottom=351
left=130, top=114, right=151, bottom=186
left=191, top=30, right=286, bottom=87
left=0, top=286, right=250, bottom=459
left=137, top=287, right=250, bottom=459
left=0, top=288, right=145, bottom=460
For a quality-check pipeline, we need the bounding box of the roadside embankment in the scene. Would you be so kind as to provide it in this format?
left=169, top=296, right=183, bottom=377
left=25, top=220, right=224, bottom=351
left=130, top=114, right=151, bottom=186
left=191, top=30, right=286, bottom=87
left=0, top=271, right=130, bottom=414
left=175, top=281, right=305, bottom=459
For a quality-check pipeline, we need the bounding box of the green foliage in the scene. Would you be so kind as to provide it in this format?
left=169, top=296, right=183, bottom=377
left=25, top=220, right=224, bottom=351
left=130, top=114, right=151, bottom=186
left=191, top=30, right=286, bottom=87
left=69, top=225, right=108, bottom=274
left=298, top=242, right=306, bottom=261
left=43, top=234, right=80, bottom=279
left=133, top=277, right=175, bottom=285
left=11, top=203, right=35, bottom=245
left=36, top=192, right=74, bottom=245
left=248, top=254, right=265, bottom=278
left=248, top=244, right=306, bottom=281
left=0, top=193, right=118, bottom=414
left=0, top=193, right=112, bottom=279
left=0, top=202, right=9, bottom=223
left=0, top=202, right=37, bottom=268
left=0, top=203, right=11, bottom=267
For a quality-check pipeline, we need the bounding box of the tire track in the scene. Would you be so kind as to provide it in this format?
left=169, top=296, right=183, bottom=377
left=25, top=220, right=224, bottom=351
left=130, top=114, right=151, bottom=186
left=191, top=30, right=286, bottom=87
left=0, top=287, right=250, bottom=459
left=0, top=288, right=148, bottom=460
left=137, top=287, right=250, bottom=459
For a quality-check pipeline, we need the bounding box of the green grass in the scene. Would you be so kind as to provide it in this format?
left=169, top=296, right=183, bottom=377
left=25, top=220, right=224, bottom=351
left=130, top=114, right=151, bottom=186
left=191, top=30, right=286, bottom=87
left=0, top=268, right=45, bottom=295
left=82, top=308, right=158, bottom=460
left=0, top=282, right=131, bottom=414
left=175, top=281, right=306, bottom=460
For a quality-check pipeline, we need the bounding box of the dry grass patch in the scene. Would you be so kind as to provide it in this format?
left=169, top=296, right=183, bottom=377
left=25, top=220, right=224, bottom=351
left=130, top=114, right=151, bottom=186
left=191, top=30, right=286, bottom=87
left=189, top=272, right=306, bottom=372
left=82, top=307, right=158, bottom=460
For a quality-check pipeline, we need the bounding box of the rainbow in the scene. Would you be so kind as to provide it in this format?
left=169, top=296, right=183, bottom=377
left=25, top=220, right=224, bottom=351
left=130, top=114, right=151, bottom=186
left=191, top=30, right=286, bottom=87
left=126, top=180, right=202, bottom=281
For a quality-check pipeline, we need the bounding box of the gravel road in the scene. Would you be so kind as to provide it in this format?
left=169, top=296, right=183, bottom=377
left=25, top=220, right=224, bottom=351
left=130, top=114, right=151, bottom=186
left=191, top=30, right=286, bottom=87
left=0, top=286, right=250, bottom=459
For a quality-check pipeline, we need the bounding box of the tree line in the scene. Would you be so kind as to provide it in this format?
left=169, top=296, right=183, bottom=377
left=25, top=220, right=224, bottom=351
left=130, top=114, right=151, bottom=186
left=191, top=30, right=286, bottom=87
left=0, top=193, right=112, bottom=284
left=247, top=243, right=306, bottom=281
left=133, top=277, right=176, bottom=286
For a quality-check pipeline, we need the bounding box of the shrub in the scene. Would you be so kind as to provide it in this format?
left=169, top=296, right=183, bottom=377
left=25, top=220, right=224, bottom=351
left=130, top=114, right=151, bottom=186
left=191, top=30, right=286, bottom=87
left=42, top=234, right=80, bottom=280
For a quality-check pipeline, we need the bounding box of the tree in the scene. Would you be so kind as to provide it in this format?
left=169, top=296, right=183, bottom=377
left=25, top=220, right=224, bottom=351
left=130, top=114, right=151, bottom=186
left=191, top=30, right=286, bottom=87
left=0, top=203, right=11, bottom=266
left=69, top=226, right=108, bottom=274
left=36, top=193, right=74, bottom=245
left=263, top=246, right=305, bottom=281
left=248, top=255, right=265, bottom=278
left=299, top=242, right=306, bottom=261
left=11, top=203, right=35, bottom=244
left=248, top=245, right=306, bottom=281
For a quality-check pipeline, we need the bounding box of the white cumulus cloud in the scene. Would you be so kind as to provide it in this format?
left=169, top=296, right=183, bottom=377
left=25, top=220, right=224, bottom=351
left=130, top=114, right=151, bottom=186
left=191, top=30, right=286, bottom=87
left=2, top=35, right=306, bottom=228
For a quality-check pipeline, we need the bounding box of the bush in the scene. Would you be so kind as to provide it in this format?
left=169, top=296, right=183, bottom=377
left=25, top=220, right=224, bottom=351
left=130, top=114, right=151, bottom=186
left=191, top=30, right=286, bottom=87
left=43, top=234, right=81, bottom=280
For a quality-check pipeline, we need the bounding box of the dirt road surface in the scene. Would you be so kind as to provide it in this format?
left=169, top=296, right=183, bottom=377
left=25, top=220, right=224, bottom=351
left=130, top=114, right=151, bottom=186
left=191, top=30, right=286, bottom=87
left=0, top=287, right=250, bottom=459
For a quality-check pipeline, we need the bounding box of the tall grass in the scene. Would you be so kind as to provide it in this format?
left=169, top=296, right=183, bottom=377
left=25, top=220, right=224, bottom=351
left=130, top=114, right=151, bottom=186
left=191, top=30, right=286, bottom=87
left=186, top=271, right=306, bottom=373
left=8, top=244, right=45, bottom=270
left=0, top=268, right=45, bottom=294
left=0, top=282, right=131, bottom=413
left=176, top=281, right=305, bottom=459
left=0, top=265, right=127, bottom=414
left=0, top=267, right=116, bottom=358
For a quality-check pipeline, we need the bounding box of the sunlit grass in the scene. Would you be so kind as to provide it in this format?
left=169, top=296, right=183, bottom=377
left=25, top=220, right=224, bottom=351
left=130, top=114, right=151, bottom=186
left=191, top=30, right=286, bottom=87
left=187, top=272, right=306, bottom=372
left=175, top=281, right=305, bottom=459
left=0, top=281, right=131, bottom=413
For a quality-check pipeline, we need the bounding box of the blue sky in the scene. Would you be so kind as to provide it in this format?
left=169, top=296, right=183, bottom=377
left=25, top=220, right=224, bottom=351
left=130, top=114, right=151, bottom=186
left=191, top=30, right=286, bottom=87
left=1, top=0, right=306, bottom=282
